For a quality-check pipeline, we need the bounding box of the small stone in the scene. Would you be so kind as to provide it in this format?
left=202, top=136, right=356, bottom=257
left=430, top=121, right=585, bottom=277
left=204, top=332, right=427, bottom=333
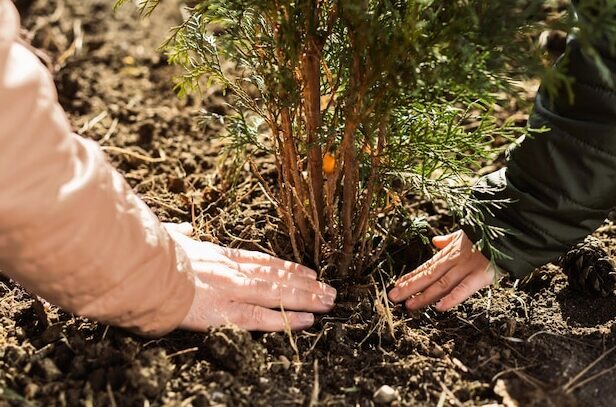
left=430, top=344, right=445, bottom=358
left=373, top=385, right=399, bottom=404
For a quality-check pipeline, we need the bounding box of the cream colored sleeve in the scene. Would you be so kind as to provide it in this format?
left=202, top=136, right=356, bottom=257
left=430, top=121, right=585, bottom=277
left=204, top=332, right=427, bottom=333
left=0, top=0, right=195, bottom=337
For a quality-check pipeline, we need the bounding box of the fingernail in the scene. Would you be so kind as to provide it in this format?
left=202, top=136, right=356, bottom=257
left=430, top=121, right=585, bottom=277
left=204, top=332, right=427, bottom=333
left=302, top=266, right=318, bottom=278
left=405, top=297, right=416, bottom=309
left=435, top=299, right=445, bottom=311
left=320, top=294, right=335, bottom=306
left=389, top=288, right=400, bottom=301
left=298, top=313, right=314, bottom=325
left=325, top=286, right=337, bottom=297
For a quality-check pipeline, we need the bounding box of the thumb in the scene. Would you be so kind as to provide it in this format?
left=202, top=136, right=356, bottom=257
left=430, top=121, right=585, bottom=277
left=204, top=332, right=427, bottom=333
left=432, top=232, right=457, bottom=250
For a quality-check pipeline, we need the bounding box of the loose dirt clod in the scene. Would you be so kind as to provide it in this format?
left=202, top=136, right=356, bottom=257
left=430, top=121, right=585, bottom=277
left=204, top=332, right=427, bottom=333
left=202, top=326, right=266, bottom=373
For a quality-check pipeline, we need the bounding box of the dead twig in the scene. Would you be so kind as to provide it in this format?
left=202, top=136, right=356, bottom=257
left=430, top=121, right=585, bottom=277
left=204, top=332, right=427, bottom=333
left=373, top=273, right=396, bottom=339
left=57, top=19, right=83, bottom=67
left=308, top=360, right=320, bottom=407
left=280, top=304, right=300, bottom=365
left=304, top=324, right=332, bottom=358
left=99, top=118, right=119, bottom=145
left=101, top=146, right=166, bottom=163
left=166, top=347, right=199, bottom=359
left=141, top=196, right=188, bottom=216
left=79, top=111, right=108, bottom=134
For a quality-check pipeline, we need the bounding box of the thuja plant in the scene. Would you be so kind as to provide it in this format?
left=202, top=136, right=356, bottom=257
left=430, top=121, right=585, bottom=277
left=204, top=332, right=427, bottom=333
left=118, top=0, right=571, bottom=276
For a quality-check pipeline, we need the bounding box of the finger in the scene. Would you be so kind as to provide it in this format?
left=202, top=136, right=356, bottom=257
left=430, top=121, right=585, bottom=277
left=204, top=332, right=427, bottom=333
left=388, top=250, right=456, bottom=302
left=389, top=232, right=466, bottom=302
left=179, top=285, right=316, bottom=332
left=225, top=302, right=315, bottom=331
left=434, top=264, right=495, bottom=312
left=224, top=248, right=317, bottom=279
left=404, top=266, right=472, bottom=310
left=237, top=263, right=335, bottom=296
left=395, top=238, right=460, bottom=286
left=231, top=278, right=335, bottom=313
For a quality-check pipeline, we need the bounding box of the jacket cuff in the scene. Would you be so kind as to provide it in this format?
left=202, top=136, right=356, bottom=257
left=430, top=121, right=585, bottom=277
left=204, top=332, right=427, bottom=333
left=460, top=221, right=535, bottom=280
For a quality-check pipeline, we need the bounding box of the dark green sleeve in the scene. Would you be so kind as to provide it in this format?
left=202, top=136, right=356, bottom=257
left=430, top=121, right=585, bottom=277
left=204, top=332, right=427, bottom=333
left=462, top=32, right=616, bottom=280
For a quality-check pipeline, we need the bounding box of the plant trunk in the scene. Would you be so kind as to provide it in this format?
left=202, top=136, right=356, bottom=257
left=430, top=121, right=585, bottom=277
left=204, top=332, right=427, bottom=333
left=280, top=108, right=312, bottom=250
left=302, top=44, right=325, bottom=241
left=339, top=117, right=359, bottom=276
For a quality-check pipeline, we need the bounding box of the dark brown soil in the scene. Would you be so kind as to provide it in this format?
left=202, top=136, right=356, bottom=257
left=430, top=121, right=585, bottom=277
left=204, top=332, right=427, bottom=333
left=1, top=1, right=615, bottom=406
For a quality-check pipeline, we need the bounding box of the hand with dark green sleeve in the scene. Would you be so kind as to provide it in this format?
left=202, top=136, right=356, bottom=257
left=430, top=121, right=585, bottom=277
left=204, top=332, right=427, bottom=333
left=389, top=2, right=616, bottom=311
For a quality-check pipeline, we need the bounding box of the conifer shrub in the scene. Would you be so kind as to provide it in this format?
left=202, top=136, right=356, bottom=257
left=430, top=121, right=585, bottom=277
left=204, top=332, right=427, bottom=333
left=116, top=0, right=609, bottom=276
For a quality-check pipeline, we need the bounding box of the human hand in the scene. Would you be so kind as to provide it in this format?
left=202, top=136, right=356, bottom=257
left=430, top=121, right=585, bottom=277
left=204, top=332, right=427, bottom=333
left=388, top=230, right=496, bottom=312
left=164, top=223, right=336, bottom=332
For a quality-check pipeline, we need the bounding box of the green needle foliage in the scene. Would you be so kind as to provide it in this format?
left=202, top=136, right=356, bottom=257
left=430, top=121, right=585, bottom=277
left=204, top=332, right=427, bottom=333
left=117, top=0, right=596, bottom=276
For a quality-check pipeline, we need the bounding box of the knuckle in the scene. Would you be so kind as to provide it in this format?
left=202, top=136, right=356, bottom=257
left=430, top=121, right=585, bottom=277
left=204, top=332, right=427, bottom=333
left=285, top=261, right=299, bottom=272
left=436, top=276, right=449, bottom=289
left=248, top=305, right=263, bottom=324
left=249, top=252, right=267, bottom=262
left=449, top=247, right=462, bottom=260
left=421, top=266, right=436, bottom=281
left=304, top=279, right=322, bottom=293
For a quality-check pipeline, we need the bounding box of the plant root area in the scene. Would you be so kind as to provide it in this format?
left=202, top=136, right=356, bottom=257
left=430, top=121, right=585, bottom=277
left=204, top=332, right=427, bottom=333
left=2, top=1, right=616, bottom=406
